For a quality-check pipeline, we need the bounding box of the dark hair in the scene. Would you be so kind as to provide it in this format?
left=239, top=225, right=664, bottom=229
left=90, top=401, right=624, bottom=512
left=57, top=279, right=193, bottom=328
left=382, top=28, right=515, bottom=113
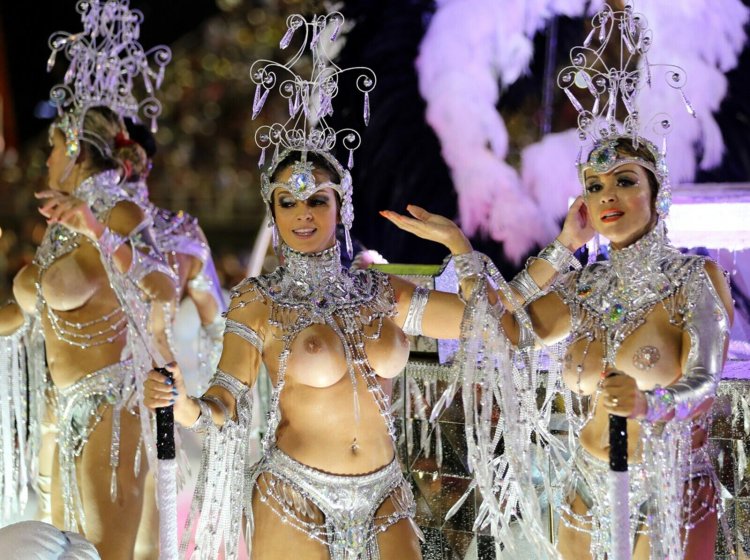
left=124, top=119, right=157, bottom=158
left=57, top=106, right=124, bottom=173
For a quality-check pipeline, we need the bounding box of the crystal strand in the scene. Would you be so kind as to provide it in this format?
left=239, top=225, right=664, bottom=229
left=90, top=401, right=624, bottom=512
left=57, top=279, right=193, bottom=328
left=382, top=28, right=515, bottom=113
left=345, top=228, right=353, bottom=259
left=347, top=149, right=354, bottom=169
left=363, top=91, right=370, bottom=125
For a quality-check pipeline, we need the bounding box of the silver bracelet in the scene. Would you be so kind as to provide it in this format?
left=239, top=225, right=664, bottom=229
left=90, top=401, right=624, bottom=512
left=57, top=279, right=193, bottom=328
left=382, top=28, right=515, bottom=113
left=185, top=397, right=214, bottom=433
left=453, top=251, right=482, bottom=281
left=402, top=286, right=430, bottom=336
left=644, top=386, right=675, bottom=422
left=509, top=269, right=543, bottom=304
left=537, top=239, right=581, bottom=272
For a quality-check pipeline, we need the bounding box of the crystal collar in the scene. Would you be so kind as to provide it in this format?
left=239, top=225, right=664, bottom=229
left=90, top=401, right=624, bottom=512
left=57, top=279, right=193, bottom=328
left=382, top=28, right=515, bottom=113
left=608, top=220, right=674, bottom=278
left=282, top=243, right=343, bottom=287
left=72, top=169, right=125, bottom=215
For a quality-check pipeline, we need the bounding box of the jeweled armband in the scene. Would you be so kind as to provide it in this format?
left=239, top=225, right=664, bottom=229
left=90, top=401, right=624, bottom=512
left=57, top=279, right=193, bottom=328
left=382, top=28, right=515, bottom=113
left=402, top=286, right=430, bottom=336
left=452, top=251, right=483, bottom=282
left=508, top=239, right=581, bottom=307
left=508, top=270, right=543, bottom=304
left=538, top=239, right=581, bottom=272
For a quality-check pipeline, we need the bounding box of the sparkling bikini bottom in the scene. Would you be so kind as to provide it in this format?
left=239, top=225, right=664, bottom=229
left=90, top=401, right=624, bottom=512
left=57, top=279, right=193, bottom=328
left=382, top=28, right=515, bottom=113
left=558, top=444, right=716, bottom=558
left=251, top=447, right=422, bottom=560
left=55, top=360, right=135, bottom=533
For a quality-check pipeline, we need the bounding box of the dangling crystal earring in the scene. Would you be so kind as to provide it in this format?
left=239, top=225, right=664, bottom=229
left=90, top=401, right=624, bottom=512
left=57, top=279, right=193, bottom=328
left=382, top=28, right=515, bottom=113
left=344, top=228, right=353, bottom=260
left=590, top=233, right=601, bottom=264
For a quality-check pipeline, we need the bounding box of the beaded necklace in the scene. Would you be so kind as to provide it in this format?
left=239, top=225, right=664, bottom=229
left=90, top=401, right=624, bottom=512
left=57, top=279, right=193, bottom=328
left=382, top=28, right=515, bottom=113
left=229, top=243, right=396, bottom=453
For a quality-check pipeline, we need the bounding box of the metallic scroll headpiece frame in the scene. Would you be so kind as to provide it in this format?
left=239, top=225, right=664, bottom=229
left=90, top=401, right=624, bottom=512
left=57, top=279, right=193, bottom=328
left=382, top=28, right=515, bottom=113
left=557, top=2, right=696, bottom=218
left=46, top=0, right=171, bottom=160
left=251, top=12, right=376, bottom=257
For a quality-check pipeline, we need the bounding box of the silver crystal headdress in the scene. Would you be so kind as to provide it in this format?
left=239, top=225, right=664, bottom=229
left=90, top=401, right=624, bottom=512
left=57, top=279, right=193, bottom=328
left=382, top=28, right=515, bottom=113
left=251, top=11, right=376, bottom=257
left=557, top=2, right=695, bottom=218
left=47, top=0, right=171, bottom=158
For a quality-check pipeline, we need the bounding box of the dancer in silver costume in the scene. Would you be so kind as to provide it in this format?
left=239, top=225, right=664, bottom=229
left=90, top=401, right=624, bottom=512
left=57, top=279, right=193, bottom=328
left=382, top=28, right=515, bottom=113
left=119, top=120, right=226, bottom=382
left=383, top=6, right=734, bottom=558
left=145, top=12, right=466, bottom=559
left=0, top=3, right=176, bottom=559
left=386, top=140, right=732, bottom=560
left=118, top=120, right=226, bottom=559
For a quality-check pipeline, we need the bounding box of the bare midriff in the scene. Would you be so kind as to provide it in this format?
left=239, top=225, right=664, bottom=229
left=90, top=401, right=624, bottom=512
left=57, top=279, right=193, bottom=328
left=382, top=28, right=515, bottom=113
left=263, top=316, right=410, bottom=475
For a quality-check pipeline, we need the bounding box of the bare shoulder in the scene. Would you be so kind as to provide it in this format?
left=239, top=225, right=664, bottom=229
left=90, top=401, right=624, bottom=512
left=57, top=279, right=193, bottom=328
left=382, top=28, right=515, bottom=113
left=107, top=200, right=146, bottom=236
left=226, top=278, right=270, bottom=330
left=387, top=274, right=416, bottom=300
left=703, top=259, right=734, bottom=324
left=0, top=301, right=25, bottom=336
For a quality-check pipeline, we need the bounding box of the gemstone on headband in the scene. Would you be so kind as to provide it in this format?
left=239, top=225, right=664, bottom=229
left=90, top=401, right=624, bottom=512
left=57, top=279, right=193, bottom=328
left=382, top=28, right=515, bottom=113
left=290, top=161, right=316, bottom=195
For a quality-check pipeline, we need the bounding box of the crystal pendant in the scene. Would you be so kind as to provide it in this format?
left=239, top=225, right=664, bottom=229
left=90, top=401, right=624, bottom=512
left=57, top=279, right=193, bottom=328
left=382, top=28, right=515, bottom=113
left=363, top=91, right=370, bottom=125
left=252, top=85, right=269, bottom=119
left=258, top=146, right=266, bottom=168
left=583, top=27, right=596, bottom=48
left=330, top=18, right=342, bottom=41
left=680, top=90, right=696, bottom=117
left=348, top=149, right=354, bottom=169
left=47, top=50, right=58, bottom=72
left=563, top=88, right=584, bottom=113
left=110, top=470, right=118, bottom=501
left=280, top=24, right=296, bottom=49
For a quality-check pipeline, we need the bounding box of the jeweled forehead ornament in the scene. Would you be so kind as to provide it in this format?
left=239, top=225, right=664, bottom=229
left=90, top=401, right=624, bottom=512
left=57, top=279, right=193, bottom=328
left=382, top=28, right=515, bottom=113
left=46, top=0, right=171, bottom=158
left=558, top=2, right=694, bottom=219
left=250, top=12, right=375, bottom=257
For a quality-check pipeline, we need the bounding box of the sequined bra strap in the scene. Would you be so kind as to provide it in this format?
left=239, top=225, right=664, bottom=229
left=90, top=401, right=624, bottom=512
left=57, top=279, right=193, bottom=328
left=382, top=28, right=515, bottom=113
left=224, top=318, right=264, bottom=354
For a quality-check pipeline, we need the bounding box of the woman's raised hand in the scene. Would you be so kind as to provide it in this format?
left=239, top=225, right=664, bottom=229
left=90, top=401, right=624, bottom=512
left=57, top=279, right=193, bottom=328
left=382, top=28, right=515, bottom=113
left=380, top=205, right=472, bottom=255
left=557, top=196, right=595, bottom=251
left=35, top=190, right=105, bottom=240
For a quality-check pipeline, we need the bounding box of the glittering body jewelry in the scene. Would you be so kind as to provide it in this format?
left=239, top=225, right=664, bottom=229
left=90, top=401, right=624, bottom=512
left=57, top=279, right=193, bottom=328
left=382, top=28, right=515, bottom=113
left=124, top=178, right=227, bottom=388
left=184, top=244, right=420, bottom=559
left=30, top=170, right=174, bottom=533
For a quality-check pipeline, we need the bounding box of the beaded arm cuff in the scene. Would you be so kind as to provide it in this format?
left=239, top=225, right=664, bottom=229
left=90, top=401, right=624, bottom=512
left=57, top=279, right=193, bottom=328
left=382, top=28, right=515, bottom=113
left=507, top=240, right=580, bottom=307
left=537, top=239, right=581, bottom=272
left=402, top=286, right=430, bottom=336
left=185, top=397, right=215, bottom=433
left=452, top=251, right=483, bottom=281
left=508, top=270, right=543, bottom=305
